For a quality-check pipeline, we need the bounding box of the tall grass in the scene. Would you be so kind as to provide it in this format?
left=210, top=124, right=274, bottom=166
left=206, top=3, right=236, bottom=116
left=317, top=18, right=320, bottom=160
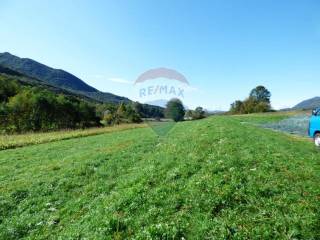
left=0, top=124, right=146, bottom=150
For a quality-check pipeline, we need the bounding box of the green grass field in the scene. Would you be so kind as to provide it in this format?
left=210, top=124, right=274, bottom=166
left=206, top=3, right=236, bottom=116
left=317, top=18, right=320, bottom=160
left=0, top=124, right=146, bottom=150
left=0, top=114, right=319, bottom=239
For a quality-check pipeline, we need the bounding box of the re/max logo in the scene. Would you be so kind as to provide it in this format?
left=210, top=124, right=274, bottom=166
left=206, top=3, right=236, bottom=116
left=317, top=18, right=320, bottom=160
left=139, top=85, right=184, bottom=98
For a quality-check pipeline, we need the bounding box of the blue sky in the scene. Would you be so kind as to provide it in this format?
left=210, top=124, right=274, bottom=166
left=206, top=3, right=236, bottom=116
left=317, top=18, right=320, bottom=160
left=1, top=0, right=319, bottom=110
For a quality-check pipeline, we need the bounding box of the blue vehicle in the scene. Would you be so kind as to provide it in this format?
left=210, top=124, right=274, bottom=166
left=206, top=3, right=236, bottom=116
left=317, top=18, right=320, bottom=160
left=309, top=108, right=320, bottom=147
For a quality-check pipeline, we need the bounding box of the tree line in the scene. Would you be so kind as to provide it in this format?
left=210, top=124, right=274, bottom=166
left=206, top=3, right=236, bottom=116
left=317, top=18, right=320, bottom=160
left=0, top=76, right=151, bottom=133
left=163, top=98, right=207, bottom=122
left=100, top=98, right=206, bottom=125
left=229, top=86, right=272, bottom=114
left=0, top=76, right=101, bottom=133
left=0, top=75, right=208, bottom=133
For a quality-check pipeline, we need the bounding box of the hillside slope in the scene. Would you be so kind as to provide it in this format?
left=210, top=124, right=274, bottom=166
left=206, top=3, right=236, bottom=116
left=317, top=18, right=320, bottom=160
left=293, top=97, right=320, bottom=110
left=0, top=52, right=130, bottom=103
left=0, top=62, right=164, bottom=121
left=0, top=65, right=97, bottom=103
left=0, top=115, right=319, bottom=239
left=0, top=52, right=96, bottom=92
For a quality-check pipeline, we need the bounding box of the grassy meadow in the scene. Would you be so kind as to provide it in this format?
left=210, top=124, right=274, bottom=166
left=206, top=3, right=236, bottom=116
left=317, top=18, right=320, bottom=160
left=0, top=113, right=319, bottom=239
left=0, top=124, right=146, bottom=150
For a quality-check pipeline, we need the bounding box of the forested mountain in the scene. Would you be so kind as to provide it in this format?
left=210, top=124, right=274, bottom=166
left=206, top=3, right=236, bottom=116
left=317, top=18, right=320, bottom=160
left=0, top=52, right=130, bottom=103
left=0, top=65, right=96, bottom=102
left=0, top=62, right=163, bottom=133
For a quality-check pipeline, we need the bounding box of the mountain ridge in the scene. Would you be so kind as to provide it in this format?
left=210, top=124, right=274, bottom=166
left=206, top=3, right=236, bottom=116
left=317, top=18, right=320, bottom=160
left=293, top=97, right=320, bottom=110
left=0, top=64, right=98, bottom=103
left=0, top=52, right=130, bottom=103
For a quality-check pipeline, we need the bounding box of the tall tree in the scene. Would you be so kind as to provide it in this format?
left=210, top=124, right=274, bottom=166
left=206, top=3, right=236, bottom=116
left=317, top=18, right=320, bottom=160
left=249, top=86, right=271, bottom=103
left=0, top=77, right=19, bottom=102
left=230, top=100, right=243, bottom=114
left=193, top=107, right=206, bottom=119
left=165, top=98, right=185, bottom=122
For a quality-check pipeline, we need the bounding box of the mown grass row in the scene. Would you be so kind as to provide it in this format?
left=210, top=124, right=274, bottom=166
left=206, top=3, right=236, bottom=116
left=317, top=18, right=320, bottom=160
left=0, top=124, right=146, bottom=150
left=0, top=115, right=319, bottom=239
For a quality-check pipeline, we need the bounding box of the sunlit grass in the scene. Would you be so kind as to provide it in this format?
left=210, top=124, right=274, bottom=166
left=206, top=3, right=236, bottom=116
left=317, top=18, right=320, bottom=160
left=146, top=120, right=176, bottom=136
left=0, top=124, right=146, bottom=150
left=0, top=114, right=319, bottom=239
